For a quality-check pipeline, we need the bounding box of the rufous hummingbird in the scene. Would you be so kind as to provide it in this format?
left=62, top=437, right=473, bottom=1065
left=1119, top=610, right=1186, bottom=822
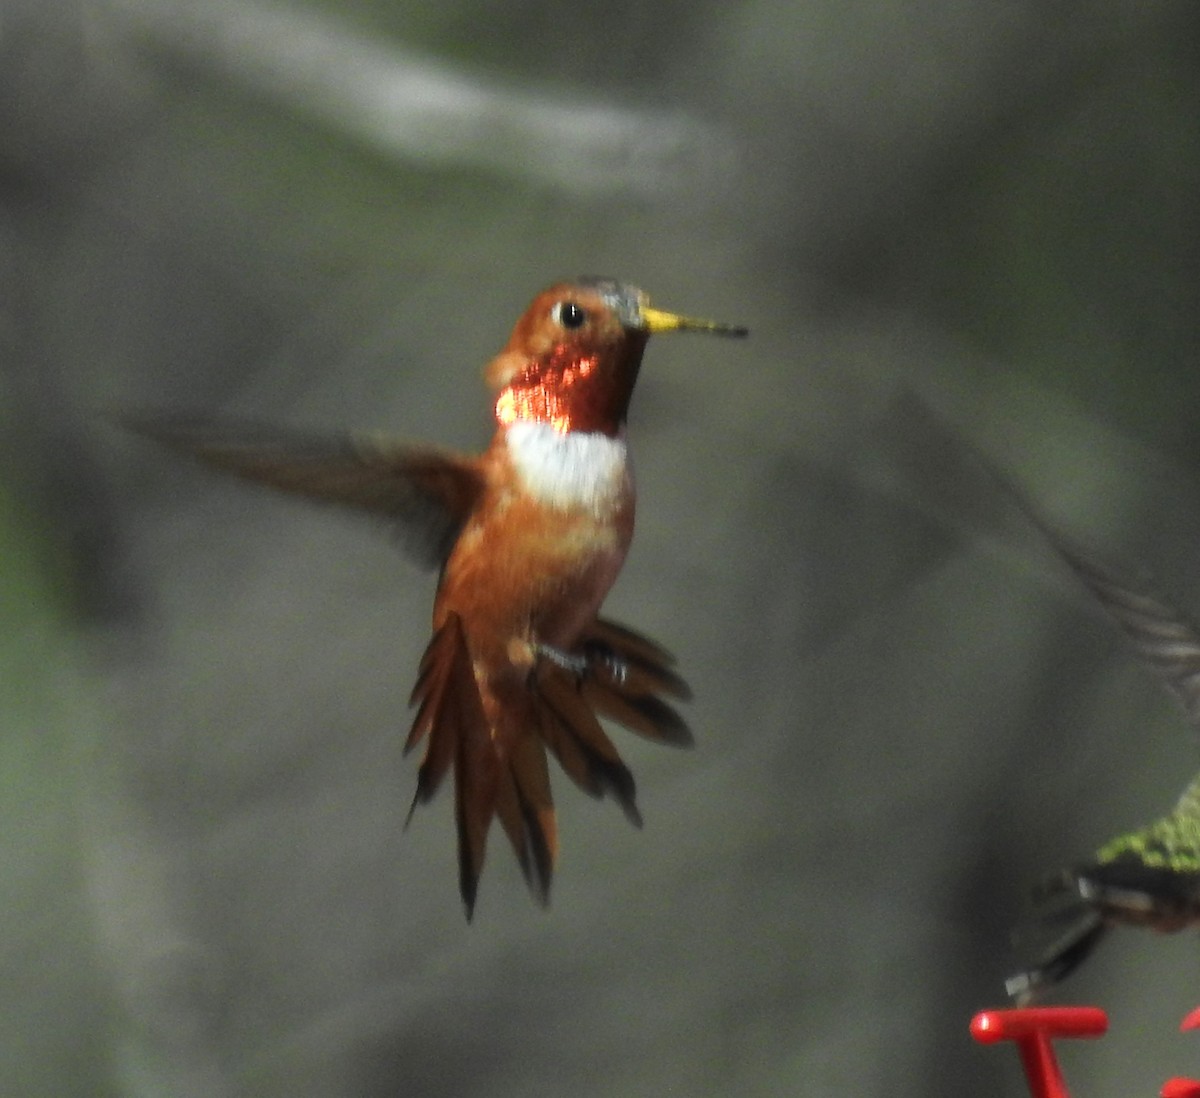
left=130, top=277, right=747, bottom=917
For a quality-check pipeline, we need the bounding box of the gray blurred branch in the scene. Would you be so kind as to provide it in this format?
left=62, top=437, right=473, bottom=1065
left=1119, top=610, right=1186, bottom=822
left=106, top=0, right=739, bottom=201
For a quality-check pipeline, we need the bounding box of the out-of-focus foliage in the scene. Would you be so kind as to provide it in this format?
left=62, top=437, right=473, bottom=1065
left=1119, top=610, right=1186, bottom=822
left=0, top=479, right=114, bottom=1096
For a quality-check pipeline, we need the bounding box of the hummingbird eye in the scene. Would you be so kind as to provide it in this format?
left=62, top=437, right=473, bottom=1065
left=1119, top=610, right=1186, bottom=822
left=553, top=301, right=588, bottom=330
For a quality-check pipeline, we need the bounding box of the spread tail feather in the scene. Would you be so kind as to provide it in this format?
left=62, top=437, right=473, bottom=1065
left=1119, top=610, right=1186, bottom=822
left=405, top=615, right=693, bottom=914
left=406, top=616, right=563, bottom=914
left=578, top=617, right=693, bottom=747
left=535, top=663, right=643, bottom=826
left=494, top=731, right=557, bottom=906
left=405, top=613, right=497, bottom=918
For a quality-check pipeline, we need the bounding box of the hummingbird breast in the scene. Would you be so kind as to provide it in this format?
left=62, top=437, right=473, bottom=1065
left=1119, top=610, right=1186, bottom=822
left=503, top=420, right=629, bottom=514
left=432, top=421, right=635, bottom=676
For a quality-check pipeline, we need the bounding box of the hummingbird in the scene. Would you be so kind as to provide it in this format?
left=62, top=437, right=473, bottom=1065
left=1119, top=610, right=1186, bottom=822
left=869, top=393, right=1200, bottom=1000
left=129, top=277, right=747, bottom=917
left=1005, top=510, right=1200, bottom=1003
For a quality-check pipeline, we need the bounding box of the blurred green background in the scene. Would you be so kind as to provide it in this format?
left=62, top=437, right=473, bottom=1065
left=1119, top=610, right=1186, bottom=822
left=2, top=1, right=1199, bottom=1095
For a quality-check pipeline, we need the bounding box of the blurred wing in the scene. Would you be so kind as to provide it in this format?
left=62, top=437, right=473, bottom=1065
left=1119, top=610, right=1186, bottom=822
left=1025, top=526, right=1200, bottom=728
left=125, top=414, right=484, bottom=570
left=891, top=395, right=1200, bottom=727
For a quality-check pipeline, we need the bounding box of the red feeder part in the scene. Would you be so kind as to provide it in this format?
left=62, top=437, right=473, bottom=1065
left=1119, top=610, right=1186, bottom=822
left=1162, top=1010, right=1200, bottom=1097
left=1162, top=1079, right=1200, bottom=1098
left=971, top=1008, right=1108, bottom=1098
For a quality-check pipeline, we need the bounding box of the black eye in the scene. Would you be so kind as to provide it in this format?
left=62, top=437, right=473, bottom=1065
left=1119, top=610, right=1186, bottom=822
left=554, top=301, right=588, bottom=330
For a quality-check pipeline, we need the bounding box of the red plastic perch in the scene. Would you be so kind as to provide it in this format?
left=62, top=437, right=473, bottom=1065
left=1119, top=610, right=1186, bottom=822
left=971, top=1007, right=1108, bottom=1098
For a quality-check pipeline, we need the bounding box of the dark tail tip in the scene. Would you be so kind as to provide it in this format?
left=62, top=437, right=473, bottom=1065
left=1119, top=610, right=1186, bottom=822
left=460, top=872, right=478, bottom=922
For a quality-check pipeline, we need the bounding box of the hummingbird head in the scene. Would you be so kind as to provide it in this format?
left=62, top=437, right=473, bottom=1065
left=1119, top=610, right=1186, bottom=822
left=486, top=278, right=746, bottom=436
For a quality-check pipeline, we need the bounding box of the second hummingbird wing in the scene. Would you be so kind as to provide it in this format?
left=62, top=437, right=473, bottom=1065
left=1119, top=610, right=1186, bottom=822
left=881, top=393, right=1200, bottom=726
left=125, top=414, right=484, bottom=571
left=1021, top=519, right=1200, bottom=729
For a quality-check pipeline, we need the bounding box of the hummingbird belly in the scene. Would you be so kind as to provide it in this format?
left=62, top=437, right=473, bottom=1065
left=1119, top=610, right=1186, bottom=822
left=433, top=483, right=634, bottom=680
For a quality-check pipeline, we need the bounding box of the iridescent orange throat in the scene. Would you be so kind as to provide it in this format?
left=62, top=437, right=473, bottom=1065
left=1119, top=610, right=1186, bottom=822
left=493, top=338, right=646, bottom=436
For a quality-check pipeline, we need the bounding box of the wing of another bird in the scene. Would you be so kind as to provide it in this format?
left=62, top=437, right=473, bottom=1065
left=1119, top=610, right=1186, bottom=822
left=1027, top=529, right=1200, bottom=729
left=124, top=414, right=484, bottom=570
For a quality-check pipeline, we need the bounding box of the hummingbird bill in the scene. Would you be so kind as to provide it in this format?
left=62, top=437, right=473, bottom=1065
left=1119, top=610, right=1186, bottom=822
left=1004, top=506, right=1200, bottom=1003
left=128, top=278, right=747, bottom=917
